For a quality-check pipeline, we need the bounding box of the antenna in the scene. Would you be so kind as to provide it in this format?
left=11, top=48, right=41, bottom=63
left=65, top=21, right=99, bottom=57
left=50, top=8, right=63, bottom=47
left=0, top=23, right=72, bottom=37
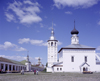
left=74, top=20, right=75, bottom=29
left=52, top=18, right=53, bottom=31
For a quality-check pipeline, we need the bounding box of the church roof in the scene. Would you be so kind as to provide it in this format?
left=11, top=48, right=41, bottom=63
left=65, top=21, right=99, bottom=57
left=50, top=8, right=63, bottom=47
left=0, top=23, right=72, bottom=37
left=80, top=62, right=90, bottom=67
left=58, top=44, right=95, bottom=53
left=0, top=57, right=25, bottom=65
left=71, top=28, right=79, bottom=34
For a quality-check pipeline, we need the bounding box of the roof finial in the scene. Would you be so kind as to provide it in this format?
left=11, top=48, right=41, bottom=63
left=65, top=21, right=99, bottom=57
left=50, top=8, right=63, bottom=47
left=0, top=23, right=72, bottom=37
left=27, top=51, right=29, bottom=57
left=51, top=19, right=54, bottom=36
left=74, top=20, right=75, bottom=29
left=52, top=18, right=53, bottom=31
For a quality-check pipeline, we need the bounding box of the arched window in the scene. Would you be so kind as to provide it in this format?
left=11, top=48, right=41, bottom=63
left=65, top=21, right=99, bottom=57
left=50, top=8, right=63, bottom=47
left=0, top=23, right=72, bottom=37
left=71, top=56, right=74, bottom=62
left=55, top=42, right=56, bottom=46
left=83, top=67, right=85, bottom=71
left=85, top=56, right=87, bottom=62
left=51, top=42, right=53, bottom=46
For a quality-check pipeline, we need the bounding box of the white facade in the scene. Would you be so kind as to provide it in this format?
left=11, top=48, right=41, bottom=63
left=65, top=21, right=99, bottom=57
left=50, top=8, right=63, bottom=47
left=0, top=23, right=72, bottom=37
left=47, top=22, right=100, bottom=72
left=58, top=49, right=96, bottom=72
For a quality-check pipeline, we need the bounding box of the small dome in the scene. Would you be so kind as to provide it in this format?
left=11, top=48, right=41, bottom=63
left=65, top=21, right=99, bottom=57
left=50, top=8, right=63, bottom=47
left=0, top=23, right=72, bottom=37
left=50, top=36, right=55, bottom=40
left=71, top=28, right=79, bottom=34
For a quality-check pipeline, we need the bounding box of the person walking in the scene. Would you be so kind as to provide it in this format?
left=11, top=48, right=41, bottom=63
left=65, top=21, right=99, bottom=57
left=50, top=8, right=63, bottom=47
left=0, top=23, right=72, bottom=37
left=36, top=69, right=38, bottom=75
left=34, top=70, right=36, bottom=75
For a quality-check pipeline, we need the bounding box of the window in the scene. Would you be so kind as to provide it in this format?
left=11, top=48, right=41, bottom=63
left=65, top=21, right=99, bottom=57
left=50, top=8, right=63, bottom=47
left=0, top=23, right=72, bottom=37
left=71, top=56, right=74, bottom=62
left=57, top=68, right=59, bottom=71
left=51, top=42, right=53, bottom=46
left=55, top=42, right=56, bottom=46
left=60, top=68, right=62, bottom=71
left=85, top=56, right=87, bottom=62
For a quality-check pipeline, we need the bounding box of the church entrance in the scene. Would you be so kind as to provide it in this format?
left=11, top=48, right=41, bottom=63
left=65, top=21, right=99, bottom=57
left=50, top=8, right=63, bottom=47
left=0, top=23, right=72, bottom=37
left=83, top=67, right=85, bottom=71
left=83, top=67, right=88, bottom=71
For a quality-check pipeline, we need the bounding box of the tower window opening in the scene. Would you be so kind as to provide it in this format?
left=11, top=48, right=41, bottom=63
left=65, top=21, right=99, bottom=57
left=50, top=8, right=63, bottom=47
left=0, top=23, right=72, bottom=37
left=85, top=56, right=87, bottom=62
left=71, top=56, right=74, bottom=62
left=57, top=68, right=59, bottom=71
left=55, top=42, right=56, bottom=46
left=51, top=42, right=53, bottom=46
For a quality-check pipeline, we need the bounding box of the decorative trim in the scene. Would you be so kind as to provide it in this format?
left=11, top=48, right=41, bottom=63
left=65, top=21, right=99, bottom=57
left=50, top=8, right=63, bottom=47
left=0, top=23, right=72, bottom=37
left=58, top=48, right=95, bottom=53
left=47, top=40, right=58, bottom=42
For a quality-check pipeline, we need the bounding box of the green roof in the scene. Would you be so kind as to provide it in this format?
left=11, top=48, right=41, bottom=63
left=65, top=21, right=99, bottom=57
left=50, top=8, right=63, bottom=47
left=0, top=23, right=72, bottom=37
left=0, top=57, right=25, bottom=65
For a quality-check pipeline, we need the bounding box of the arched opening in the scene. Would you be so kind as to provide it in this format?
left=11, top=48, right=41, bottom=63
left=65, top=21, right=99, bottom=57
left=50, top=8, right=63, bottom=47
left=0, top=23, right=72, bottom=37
left=51, top=42, right=53, bottom=46
left=48, top=42, right=50, bottom=46
left=55, top=42, right=56, bottom=46
left=86, top=67, right=88, bottom=71
left=83, top=67, right=85, bottom=71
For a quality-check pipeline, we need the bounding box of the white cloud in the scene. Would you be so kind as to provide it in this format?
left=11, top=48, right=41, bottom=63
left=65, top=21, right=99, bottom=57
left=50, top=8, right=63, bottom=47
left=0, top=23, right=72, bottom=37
left=53, top=0, right=99, bottom=8
left=18, top=38, right=47, bottom=46
left=97, top=46, right=100, bottom=50
left=58, top=41, right=62, bottom=46
left=30, top=40, right=43, bottom=45
left=19, top=38, right=30, bottom=44
left=97, top=21, right=100, bottom=25
left=35, top=57, right=42, bottom=60
left=65, top=11, right=72, bottom=14
left=15, top=47, right=27, bottom=51
left=18, top=38, right=62, bottom=46
left=5, top=0, right=42, bottom=24
left=0, top=41, right=27, bottom=51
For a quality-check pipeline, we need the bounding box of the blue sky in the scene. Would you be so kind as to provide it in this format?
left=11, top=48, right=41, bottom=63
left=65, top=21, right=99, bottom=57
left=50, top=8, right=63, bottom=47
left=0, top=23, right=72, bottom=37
left=0, top=0, right=100, bottom=65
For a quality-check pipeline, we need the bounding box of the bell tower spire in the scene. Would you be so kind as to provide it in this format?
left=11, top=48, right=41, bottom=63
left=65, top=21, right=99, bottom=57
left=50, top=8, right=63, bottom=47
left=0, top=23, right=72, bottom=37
left=74, top=20, right=75, bottom=29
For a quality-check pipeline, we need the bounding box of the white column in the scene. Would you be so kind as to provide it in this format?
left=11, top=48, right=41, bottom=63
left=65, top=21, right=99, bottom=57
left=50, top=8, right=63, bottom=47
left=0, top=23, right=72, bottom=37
left=7, top=64, right=9, bottom=71
left=3, top=64, right=5, bottom=71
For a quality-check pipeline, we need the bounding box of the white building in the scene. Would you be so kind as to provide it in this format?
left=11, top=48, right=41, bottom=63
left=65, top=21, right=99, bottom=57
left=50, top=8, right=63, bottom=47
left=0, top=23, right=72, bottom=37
left=47, top=21, right=100, bottom=72
left=25, top=54, right=31, bottom=72
left=0, top=57, right=26, bottom=72
left=0, top=54, right=44, bottom=72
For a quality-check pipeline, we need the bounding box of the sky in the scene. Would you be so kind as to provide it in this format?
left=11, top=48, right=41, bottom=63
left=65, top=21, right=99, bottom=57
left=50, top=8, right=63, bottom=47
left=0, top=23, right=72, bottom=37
left=0, top=0, right=100, bottom=65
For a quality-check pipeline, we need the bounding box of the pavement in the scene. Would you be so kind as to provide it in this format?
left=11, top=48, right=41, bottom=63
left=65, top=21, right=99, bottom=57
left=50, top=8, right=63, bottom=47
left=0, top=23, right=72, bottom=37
left=0, top=72, right=100, bottom=81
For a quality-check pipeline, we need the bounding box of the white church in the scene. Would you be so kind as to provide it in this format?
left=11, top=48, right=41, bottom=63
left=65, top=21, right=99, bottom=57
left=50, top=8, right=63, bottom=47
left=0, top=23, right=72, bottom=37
left=47, top=21, right=100, bottom=72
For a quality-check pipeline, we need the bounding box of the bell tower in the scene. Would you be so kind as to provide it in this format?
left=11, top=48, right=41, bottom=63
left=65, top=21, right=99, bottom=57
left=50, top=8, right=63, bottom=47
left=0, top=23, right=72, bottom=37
left=47, top=23, right=58, bottom=72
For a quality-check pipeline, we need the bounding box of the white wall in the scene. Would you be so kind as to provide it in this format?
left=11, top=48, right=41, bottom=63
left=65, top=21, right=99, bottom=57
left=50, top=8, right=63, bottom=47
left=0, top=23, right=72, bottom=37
left=62, top=49, right=96, bottom=72
left=53, top=67, right=63, bottom=72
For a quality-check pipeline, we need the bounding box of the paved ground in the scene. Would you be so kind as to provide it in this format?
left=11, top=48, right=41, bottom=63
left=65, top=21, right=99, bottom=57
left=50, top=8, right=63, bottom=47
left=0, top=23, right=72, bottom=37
left=0, top=72, right=100, bottom=81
